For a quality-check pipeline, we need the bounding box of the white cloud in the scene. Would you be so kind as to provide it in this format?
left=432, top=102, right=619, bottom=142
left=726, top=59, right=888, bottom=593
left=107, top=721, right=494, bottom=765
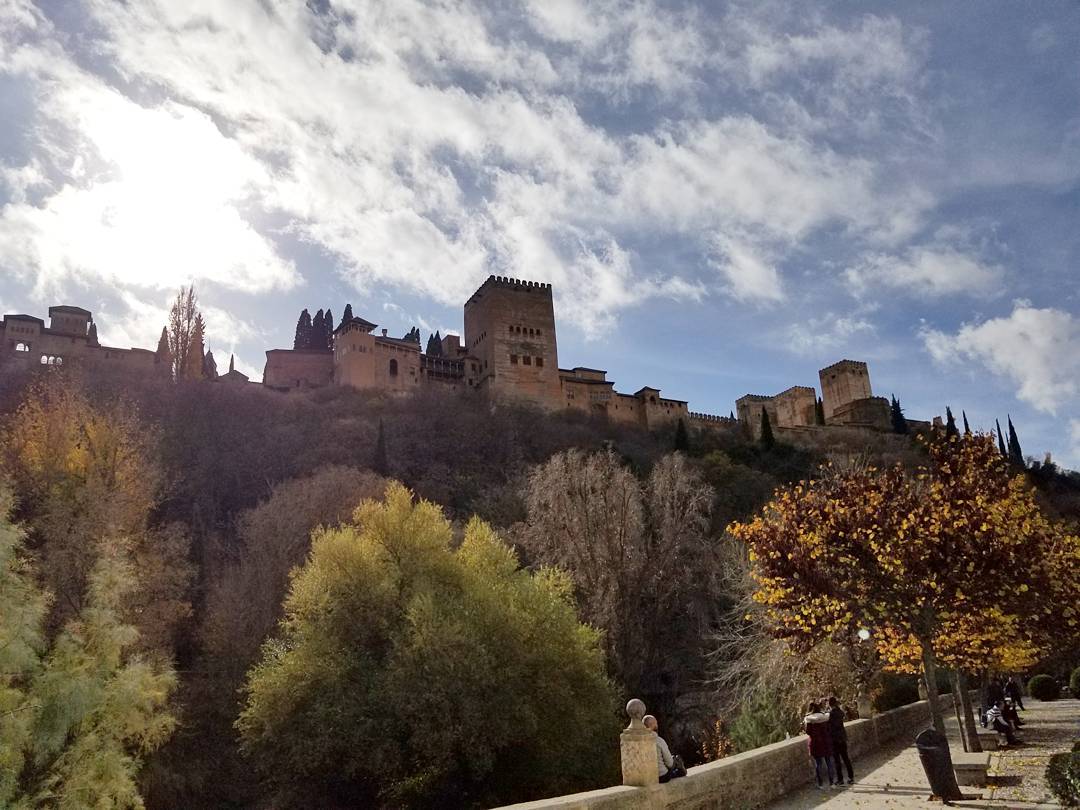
left=848, top=247, right=1003, bottom=297
left=921, top=302, right=1080, bottom=415
left=783, top=312, right=876, bottom=356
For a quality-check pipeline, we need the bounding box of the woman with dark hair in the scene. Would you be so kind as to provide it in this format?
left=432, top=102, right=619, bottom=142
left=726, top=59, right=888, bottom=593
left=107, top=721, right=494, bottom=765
left=804, top=701, right=836, bottom=789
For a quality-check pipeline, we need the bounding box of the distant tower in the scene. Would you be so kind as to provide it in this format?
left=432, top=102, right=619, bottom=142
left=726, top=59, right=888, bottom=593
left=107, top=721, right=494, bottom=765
left=818, top=360, right=873, bottom=422
left=463, top=276, right=561, bottom=407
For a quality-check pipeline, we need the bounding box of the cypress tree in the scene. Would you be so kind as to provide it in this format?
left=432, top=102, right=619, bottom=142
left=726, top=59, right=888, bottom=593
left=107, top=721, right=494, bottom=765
left=759, top=409, right=775, bottom=450
left=294, top=309, right=312, bottom=350
left=962, top=410, right=972, bottom=436
left=312, top=309, right=325, bottom=350
left=228, top=353, right=235, bottom=374
left=156, top=327, right=172, bottom=377
left=674, top=418, right=690, bottom=452
left=183, top=314, right=206, bottom=380
left=945, top=406, right=959, bottom=439
left=324, top=309, right=335, bottom=348
left=87, top=321, right=99, bottom=346
left=342, top=303, right=354, bottom=324
left=1007, top=417, right=1024, bottom=467
left=373, top=419, right=388, bottom=476
left=815, top=397, right=826, bottom=426
left=426, top=333, right=441, bottom=356
left=996, top=420, right=1008, bottom=457
left=203, top=349, right=218, bottom=380
left=729, top=410, right=735, bottom=421
left=890, top=396, right=909, bottom=435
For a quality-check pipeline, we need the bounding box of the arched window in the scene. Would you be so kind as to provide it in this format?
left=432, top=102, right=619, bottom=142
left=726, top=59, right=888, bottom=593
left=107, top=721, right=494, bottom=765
left=40, top=354, right=49, bottom=364
left=389, top=358, right=398, bottom=377
left=55, top=356, right=63, bottom=365
left=15, top=342, right=29, bottom=352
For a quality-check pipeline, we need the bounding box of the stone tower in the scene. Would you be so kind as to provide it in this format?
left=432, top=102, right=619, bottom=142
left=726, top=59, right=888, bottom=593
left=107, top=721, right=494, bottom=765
left=818, top=359, right=873, bottom=421
left=464, top=276, right=561, bottom=408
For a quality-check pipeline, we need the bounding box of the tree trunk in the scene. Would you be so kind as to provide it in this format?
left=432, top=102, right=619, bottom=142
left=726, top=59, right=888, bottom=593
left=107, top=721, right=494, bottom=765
left=955, top=671, right=982, bottom=753
left=950, top=670, right=969, bottom=750
left=920, top=639, right=947, bottom=736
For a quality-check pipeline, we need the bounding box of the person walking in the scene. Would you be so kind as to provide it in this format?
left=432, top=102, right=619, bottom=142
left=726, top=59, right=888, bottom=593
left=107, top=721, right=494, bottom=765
left=827, top=697, right=854, bottom=785
left=1005, top=676, right=1025, bottom=711
left=804, top=702, right=837, bottom=789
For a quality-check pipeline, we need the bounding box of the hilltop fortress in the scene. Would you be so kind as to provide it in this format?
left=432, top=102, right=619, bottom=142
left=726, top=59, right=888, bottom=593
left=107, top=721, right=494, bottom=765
left=2, top=276, right=917, bottom=437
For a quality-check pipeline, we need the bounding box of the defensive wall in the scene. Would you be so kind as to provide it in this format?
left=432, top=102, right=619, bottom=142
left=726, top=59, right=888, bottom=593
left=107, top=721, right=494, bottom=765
left=494, top=693, right=967, bottom=810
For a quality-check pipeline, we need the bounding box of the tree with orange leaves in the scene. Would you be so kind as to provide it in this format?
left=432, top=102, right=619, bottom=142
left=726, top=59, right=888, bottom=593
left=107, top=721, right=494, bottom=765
left=731, top=434, right=1080, bottom=740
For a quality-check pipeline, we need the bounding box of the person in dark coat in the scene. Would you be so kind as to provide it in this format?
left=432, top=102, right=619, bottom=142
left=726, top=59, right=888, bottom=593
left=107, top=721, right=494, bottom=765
left=827, top=696, right=854, bottom=785
left=804, top=701, right=836, bottom=789
left=1005, top=677, right=1025, bottom=710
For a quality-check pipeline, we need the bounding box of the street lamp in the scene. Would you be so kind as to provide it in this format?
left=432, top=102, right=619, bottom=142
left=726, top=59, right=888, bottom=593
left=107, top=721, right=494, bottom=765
left=857, top=628, right=871, bottom=642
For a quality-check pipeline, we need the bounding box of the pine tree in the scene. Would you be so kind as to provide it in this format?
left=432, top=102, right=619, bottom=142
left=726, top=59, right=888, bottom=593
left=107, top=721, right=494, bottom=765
left=890, top=396, right=909, bottom=435
left=203, top=349, right=218, bottom=379
left=996, top=419, right=1008, bottom=457
left=1007, top=417, right=1024, bottom=467
left=87, top=321, right=99, bottom=346
left=674, top=418, right=690, bottom=452
left=963, top=411, right=972, bottom=436
left=815, top=397, right=826, bottom=426
left=293, top=309, right=311, bottom=350
left=342, top=303, right=354, bottom=324
left=155, top=327, right=172, bottom=377
left=945, top=406, right=959, bottom=438
left=759, top=409, right=775, bottom=450
left=373, top=419, right=388, bottom=476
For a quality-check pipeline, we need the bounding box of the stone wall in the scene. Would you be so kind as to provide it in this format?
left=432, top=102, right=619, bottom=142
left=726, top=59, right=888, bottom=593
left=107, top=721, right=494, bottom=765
left=493, top=694, right=963, bottom=810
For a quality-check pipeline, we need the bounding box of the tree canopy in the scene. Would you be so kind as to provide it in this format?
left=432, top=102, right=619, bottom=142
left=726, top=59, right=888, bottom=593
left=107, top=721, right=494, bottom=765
left=237, top=483, right=619, bottom=808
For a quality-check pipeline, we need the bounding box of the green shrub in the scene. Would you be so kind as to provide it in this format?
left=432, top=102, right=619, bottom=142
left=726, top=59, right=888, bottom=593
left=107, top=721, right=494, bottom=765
left=1046, top=752, right=1080, bottom=807
left=1070, top=667, right=1080, bottom=698
left=1029, top=674, right=1061, bottom=701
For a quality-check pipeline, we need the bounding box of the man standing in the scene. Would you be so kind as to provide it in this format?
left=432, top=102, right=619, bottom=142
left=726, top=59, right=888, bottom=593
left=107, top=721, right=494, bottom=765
left=1005, top=677, right=1026, bottom=711
left=827, top=697, right=854, bottom=785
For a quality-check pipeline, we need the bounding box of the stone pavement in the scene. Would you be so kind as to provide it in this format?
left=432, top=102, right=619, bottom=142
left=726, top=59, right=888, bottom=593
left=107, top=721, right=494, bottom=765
left=766, top=698, right=1080, bottom=810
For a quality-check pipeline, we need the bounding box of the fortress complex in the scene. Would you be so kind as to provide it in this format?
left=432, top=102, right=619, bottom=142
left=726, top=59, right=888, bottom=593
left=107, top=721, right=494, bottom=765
left=0, top=278, right=904, bottom=439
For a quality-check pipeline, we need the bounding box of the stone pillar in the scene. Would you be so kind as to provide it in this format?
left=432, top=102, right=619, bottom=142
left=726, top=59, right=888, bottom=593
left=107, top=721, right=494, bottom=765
left=620, top=698, right=658, bottom=787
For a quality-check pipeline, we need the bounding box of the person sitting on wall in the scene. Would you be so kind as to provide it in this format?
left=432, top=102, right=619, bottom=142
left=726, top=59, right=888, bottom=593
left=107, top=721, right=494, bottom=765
left=803, top=701, right=837, bottom=790
left=643, top=715, right=686, bottom=783
left=827, top=696, right=855, bottom=786
left=1002, top=696, right=1024, bottom=728
left=1005, top=676, right=1026, bottom=711
left=986, top=700, right=1020, bottom=745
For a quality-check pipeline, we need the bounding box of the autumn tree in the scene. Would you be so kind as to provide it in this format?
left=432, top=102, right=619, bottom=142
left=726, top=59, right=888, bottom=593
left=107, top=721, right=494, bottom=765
left=0, top=377, right=193, bottom=650
left=731, top=435, right=1080, bottom=738
left=0, top=491, right=177, bottom=807
left=166, top=285, right=206, bottom=382
left=518, top=450, right=720, bottom=728
left=237, top=484, right=618, bottom=808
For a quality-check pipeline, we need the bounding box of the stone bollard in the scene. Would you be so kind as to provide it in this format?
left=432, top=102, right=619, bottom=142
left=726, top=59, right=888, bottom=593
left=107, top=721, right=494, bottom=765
left=621, top=698, right=659, bottom=787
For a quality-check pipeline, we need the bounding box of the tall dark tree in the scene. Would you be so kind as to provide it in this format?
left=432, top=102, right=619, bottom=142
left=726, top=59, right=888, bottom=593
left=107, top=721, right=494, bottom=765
left=890, top=395, right=909, bottom=435
left=155, top=327, right=172, bottom=376
left=342, top=303, right=354, bottom=324
left=312, top=309, right=325, bottom=350
left=759, top=409, right=775, bottom=450
left=203, top=349, right=218, bottom=380
left=996, top=419, right=1008, bottom=457
left=228, top=353, right=235, bottom=374
left=293, top=309, right=312, bottom=350
left=729, top=410, right=736, bottom=421
left=945, top=406, right=959, bottom=438
left=372, top=419, right=388, bottom=476
left=87, top=321, right=99, bottom=346
left=962, top=410, right=972, bottom=436
left=1007, top=417, right=1024, bottom=467
left=815, top=397, right=826, bottom=426
left=674, top=418, right=690, bottom=452
left=405, top=327, right=421, bottom=344
left=324, top=309, right=335, bottom=347
left=426, top=333, right=443, bottom=356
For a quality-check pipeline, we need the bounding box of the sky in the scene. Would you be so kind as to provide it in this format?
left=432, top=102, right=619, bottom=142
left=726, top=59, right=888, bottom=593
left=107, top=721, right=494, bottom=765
left=1, top=0, right=1078, bottom=468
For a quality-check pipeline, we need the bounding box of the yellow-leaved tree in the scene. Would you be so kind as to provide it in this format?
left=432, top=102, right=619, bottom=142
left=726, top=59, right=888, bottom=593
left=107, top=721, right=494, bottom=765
left=731, top=434, right=1080, bottom=741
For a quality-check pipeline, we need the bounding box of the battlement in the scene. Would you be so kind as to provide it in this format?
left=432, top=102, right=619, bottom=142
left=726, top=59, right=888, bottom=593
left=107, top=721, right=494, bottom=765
left=820, top=359, right=868, bottom=375
left=736, top=394, right=774, bottom=403
left=466, top=274, right=553, bottom=305
left=689, top=412, right=736, bottom=424
left=776, top=385, right=816, bottom=397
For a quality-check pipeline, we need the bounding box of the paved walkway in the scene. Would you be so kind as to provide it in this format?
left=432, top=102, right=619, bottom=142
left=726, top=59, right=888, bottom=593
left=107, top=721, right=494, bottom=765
left=766, top=699, right=1080, bottom=809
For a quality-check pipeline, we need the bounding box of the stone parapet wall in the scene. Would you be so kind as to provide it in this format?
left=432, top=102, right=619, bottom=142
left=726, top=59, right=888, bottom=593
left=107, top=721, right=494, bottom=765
left=493, top=694, right=966, bottom=810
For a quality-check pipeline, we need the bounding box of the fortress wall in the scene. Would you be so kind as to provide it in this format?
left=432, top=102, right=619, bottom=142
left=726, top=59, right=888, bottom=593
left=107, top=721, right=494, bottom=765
left=494, top=693, right=968, bottom=810
left=263, top=349, right=333, bottom=390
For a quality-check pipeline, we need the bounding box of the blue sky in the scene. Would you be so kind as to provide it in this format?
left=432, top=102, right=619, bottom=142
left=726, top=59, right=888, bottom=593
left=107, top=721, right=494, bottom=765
left=1, top=0, right=1078, bottom=467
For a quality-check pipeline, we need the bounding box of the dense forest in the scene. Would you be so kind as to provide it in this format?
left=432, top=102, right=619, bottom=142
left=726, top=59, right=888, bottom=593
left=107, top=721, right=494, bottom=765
left=1, top=348, right=1077, bottom=807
